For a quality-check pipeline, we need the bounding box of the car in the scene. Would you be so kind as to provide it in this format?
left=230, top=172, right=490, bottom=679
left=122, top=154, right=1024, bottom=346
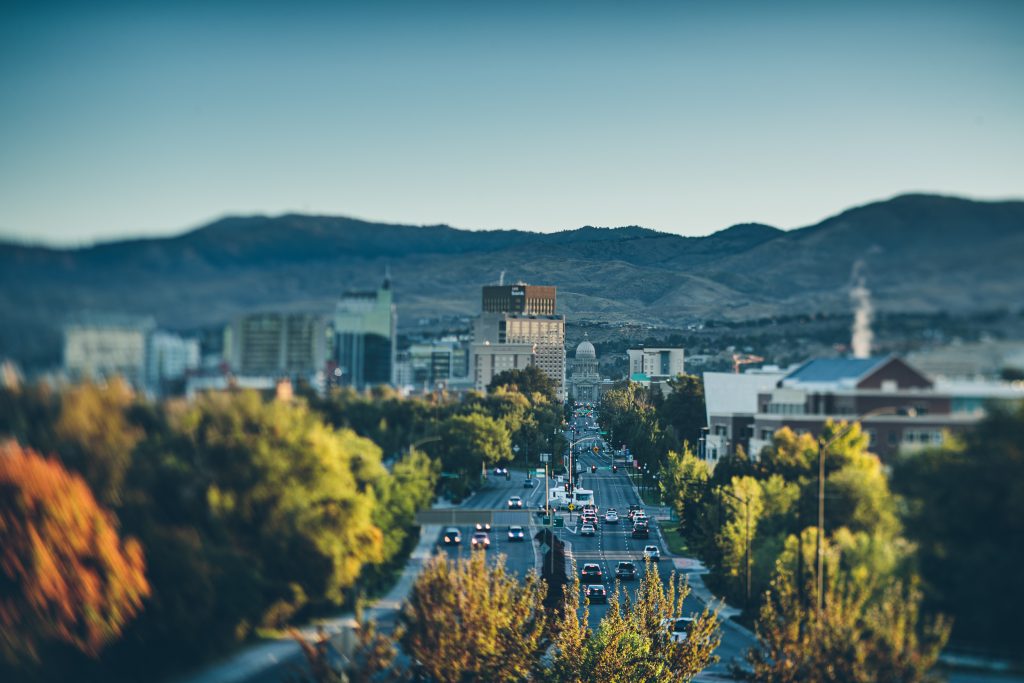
left=632, top=513, right=648, bottom=525
left=442, top=527, right=461, bottom=545
left=470, top=532, right=490, bottom=549
left=507, top=525, right=525, bottom=542
left=523, top=478, right=537, bottom=488
left=508, top=496, right=524, bottom=509
left=628, top=504, right=643, bottom=518
left=582, top=504, right=598, bottom=515
left=661, top=617, right=695, bottom=643
left=585, top=584, right=608, bottom=604
left=643, top=545, right=661, bottom=561
left=616, top=561, right=638, bottom=580
left=475, top=522, right=492, bottom=532
left=604, top=510, right=619, bottom=524
left=580, top=563, right=603, bottom=582
left=493, top=466, right=509, bottom=476
left=632, top=523, right=650, bottom=539
left=580, top=523, right=595, bottom=536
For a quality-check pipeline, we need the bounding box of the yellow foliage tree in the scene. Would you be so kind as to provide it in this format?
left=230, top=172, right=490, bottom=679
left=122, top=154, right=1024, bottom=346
left=0, top=441, right=150, bottom=661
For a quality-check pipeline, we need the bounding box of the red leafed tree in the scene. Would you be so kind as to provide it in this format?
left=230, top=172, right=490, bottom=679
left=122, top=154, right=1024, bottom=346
left=0, top=441, right=150, bottom=661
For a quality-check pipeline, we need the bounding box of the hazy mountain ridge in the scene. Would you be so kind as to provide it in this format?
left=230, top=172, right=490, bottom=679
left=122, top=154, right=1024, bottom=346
left=1, top=194, right=1022, bottom=369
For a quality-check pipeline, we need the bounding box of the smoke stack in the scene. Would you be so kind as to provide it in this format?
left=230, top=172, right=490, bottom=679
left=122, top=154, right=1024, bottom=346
left=849, top=261, right=873, bottom=358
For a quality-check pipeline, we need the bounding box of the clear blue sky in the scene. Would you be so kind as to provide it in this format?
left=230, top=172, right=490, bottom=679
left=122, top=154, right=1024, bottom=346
left=1, top=0, right=1021, bottom=245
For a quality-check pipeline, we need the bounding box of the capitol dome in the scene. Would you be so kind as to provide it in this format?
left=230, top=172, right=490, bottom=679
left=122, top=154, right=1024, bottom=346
left=575, top=339, right=596, bottom=358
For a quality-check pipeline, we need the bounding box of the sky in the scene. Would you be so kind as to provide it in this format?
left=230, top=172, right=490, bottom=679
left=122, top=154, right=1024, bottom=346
left=1, top=0, right=1022, bottom=245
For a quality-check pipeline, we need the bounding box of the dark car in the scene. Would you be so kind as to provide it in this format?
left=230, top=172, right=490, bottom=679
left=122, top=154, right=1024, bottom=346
left=507, top=496, right=524, bottom=509
left=585, top=584, right=608, bottom=604
left=632, top=523, right=650, bottom=539
left=523, top=478, right=537, bottom=488
left=616, top=561, right=637, bottom=580
left=476, top=522, right=492, bottom=532
left=442, top=527, right=461, bottom=545
left=581, top=563, right=603, bottom=582
left=507, top=525, right=525, bottom=542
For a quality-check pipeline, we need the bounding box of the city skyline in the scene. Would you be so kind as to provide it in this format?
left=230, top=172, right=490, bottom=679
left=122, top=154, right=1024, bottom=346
left=2, top=0, right=1022, bottom=245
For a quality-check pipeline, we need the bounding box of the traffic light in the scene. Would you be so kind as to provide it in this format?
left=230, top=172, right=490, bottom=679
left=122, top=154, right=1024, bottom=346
left=564, top=482, right=570, bottom=493
left=591, top=464, right=597, bottom=473
left=612, top=465, right=618, bottom=473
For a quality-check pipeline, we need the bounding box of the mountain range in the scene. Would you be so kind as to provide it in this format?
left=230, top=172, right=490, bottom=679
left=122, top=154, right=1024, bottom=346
left=1, top=193, right=1022, bottom=368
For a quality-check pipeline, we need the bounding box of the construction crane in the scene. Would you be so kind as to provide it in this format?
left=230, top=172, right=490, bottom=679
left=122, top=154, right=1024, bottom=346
left=732, top=353, right=764, bottom=374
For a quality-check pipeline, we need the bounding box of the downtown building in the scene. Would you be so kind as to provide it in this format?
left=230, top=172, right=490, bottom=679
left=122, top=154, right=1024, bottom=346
left=701, top=355, right=1024, bottom=466
left=331, top=277, right=397, bottom=390
left=471, top=284, right=565, bottom=400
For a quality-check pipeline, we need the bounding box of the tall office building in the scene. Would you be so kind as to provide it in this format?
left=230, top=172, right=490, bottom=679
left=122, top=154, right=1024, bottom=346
left=472, top=283, right=565, bottom=400
left=482, top=285, right=557, bottom=315
left=230, top=312, right=329, bottom=377
left=63, top=313, right=156, bottom=388
left=332, top=278, right=397, bottom=389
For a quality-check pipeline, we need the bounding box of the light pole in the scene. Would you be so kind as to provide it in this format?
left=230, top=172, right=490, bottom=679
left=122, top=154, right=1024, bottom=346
left=719, top=487, right=751, bottom=612
left=815, top=406, right=914, bottom=615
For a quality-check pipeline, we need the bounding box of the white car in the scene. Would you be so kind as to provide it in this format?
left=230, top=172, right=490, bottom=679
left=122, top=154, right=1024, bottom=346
left=643, top=545, right=661, bottom=561
left=662, top=617, right=694, bottom=643
left=605, top=510, right=619, bottom=524
left=580, top=523, right=596, bottom=537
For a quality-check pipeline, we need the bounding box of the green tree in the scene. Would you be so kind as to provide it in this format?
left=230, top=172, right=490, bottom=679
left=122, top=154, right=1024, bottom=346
left=659, top=446, right=710, bottom=537
left=433, top=412, right=511, bottom=497
left=54, top=377, right=143, bottom=505
left=400, top=552, right=547, bottom=683
left=657, top=374, right=707, bottom=448
left=546, top=562, right=720, bottom=682
left=744, top=546, right=949, bottom=683
left=487, top=365, right=557, bottom=403
left=892, top=402, right=1024, bottom=654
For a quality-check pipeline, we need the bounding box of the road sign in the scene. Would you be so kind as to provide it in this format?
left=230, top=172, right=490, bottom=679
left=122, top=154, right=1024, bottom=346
left=554, top=517, right=564, bottom=528
left=534, top=468, right=546, bottom=476
left=568, top=504, right=575, bottom=512
left=539, top=452, right=550, bottom=462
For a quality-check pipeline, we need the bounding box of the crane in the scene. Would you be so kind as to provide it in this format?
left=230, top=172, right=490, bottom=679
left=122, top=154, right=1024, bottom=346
left=732, top=353, right=764, bottom=374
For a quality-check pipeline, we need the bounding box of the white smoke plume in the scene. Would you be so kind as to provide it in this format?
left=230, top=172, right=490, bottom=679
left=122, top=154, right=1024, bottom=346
left=849, top=260, right=873, bottom=358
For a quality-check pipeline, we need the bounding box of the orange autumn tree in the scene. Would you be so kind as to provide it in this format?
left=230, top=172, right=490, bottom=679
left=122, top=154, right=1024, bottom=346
left=0, top=441, right=150, bottom=661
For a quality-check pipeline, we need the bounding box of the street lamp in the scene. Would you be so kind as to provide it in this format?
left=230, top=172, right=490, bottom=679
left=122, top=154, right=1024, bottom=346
left=815, top=406, right=915, bottom=615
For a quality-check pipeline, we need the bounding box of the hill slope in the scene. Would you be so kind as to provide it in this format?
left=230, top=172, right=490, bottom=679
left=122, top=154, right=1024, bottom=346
left=0, top=194, right=1021, bottom=368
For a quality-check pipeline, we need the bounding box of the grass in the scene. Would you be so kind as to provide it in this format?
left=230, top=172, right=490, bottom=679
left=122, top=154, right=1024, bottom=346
left=661, top=525, right=689, bottom=556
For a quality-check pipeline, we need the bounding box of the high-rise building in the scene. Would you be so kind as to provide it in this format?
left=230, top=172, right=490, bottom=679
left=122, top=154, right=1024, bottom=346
left=482, top=285, right=557, bottom=315
left=627, top=346, right=685, bottom=392
left=63, top=313, right=156, bottom=387
left=332, top=278, right=397, bottom=389
left=146, top=331, right=200, bottom=394
left=472, top=283, right=565, bottom=400
left=230, top=312, right=329, bottom=377
left=471, top=341, right=536, bottom=393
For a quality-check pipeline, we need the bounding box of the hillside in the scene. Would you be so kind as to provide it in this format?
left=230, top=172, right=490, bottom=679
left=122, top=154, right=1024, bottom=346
left=0, top=194, right=1021, bottom=368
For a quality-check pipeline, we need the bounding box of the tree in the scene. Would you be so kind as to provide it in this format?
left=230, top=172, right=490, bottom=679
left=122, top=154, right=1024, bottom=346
left=744, top=546, right=949, bottom=683
left=487, top=366, right=557, bottom=403
left=433, top=412, right=511, bottom=497
left=176, top=391, right=389, bottom=617
left=659, top=446, right=710, bottom=534
left=54, top=377, right=143, bottom=505
left=892, top=402, right=1024, bottom=654
left=546, top=562, right=720, bottom=682
left=657, top=374, right=707, bottom=448
left=0, top=442, right=150, bottom=662
left=400, top=552, right=547, bottom=683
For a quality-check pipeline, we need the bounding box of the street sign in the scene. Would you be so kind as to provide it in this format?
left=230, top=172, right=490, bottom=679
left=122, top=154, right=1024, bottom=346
left=539, top=452, right=550, bottom=462
left=554, top=517, right=564, bottom=528
left=534, top=468, right=546, bottom=476
left=567, top=504, right=575, bottom=512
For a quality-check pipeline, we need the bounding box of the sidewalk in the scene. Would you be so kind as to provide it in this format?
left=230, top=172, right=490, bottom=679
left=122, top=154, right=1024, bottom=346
left=172, top=509, right=451, bottom=683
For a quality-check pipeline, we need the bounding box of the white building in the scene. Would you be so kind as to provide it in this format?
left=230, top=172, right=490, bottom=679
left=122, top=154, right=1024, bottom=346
left=702, top=368, right=788, bottom=466
left=570, top=338, right=601, bottom=403
left=627, top=346, right=685, bottom=393
left=470, top=341, right=536, bottom=393
left=146, top=331, right=200, bottom=394
left=63, top=314, right=156, bottom=388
